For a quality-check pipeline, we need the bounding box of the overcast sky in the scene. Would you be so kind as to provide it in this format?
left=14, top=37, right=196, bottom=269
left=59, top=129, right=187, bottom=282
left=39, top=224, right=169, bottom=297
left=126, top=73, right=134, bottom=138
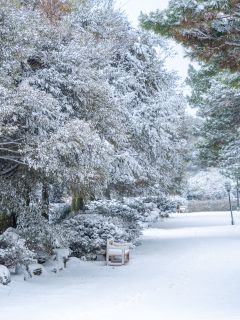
left=115, top=0, right=199, bottom=115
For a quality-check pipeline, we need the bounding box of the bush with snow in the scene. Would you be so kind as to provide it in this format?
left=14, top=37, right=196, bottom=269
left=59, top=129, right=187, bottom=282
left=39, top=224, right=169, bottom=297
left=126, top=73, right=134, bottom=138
left=58, top=196, right=186, bottom=259
left=155, top=195, right=188, bottom=214
left=49, top=203, right=71, bottom=224
left=16, top=208, right=55, bottom=264
left=0, top=195, right=186, bottom=266
left=0, top=265, right=11, bottom=285
left=27, top=263, right=45, bottom=277
left=187, top=169, right=236, bottom=200
left=16, top=207, right=70, bottom=264
left=86, top=196, right=185, bottom=219
left=62, top=213, right=138, bottom=259
left=0, top=228, right=36, bottom=269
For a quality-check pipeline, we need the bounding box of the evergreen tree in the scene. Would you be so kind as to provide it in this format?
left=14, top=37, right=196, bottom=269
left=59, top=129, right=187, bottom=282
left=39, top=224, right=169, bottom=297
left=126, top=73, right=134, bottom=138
left=107, top=29, right=187, bottom=196
left=0, top=0, right=127, bottom=208
left=186, top=63, right=240, bottom=172
left=0, top=0, right=188, bottom=234
left=139, top=0, right=240, bottom=173
left=140, top=0, right=240, bottom=70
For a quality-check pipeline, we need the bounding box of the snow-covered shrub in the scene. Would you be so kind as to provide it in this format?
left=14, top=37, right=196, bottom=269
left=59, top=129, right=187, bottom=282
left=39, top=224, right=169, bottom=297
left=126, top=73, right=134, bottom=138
left=60, top=196, right=186, bottom=259
left=0, top=228, right=36, bottom=269
left=85, top=197, right=165, bottom=227
left=49, top=203, right=71, bottom=224
left=53, top=248, right=70, bottom=268
left=61, top=213, right=141, bottom=259
left=27, top=264, right=45, bottom=277
left=187, top=169, right=235, bottom=200
left=86, top=196, right=186, bottom=222
left=16, top=208, right=55, bottom=264
left=17, top=206, right=72, bottom=264
left=42, top=260, right=64, bottom=273
left=122, top=196, right=187, bottom=216
left=155, top=195, right=187, bottom=214
left=0, top=265, right=11, bottom=285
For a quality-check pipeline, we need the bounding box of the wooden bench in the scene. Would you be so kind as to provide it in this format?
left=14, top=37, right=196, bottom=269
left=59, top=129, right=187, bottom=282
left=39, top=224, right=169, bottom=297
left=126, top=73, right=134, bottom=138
left=106, top=238, right=132, bottom=266
left=178, top=204, right=187, bottom=213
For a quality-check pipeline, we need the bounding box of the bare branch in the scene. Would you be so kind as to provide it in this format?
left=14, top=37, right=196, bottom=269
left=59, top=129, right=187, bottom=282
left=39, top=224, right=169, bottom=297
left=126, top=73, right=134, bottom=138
left=0, top=164, right=18, bottom=175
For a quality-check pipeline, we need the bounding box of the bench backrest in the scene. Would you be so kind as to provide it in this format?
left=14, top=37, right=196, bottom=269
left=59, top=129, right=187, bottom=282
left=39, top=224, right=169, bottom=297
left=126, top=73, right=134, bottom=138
left=106, top=238, right=114, bottom=251
left=178, top=204, right=187, bottom=212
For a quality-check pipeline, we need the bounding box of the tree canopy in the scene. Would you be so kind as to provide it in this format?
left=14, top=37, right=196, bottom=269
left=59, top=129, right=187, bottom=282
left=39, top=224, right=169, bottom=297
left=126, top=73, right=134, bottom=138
left=140, top=0, right=240, bottom=70
left=0, top=0, right=187, bottom=220
left=186, top=64, right=240, bottom=172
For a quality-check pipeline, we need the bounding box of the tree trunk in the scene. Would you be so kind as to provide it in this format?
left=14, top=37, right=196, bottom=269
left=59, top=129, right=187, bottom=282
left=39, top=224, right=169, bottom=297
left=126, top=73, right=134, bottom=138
left=105, top=189, right=111, bottom=200
left=76, top=197, right=84, bottom=211
left=25, top=186, right=31, bottom=207
left=11, top=213, right=17, bottom=228
left=42, top=182, right=49, bottom=220
left=71, top=195, right=76, bottom=212
left=0, top=210, right=11, bottom=233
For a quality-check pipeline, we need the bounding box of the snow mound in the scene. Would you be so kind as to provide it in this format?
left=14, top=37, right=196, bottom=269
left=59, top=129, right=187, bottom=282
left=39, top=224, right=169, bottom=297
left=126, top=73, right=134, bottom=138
left=43, top=260, right=64, bottom=273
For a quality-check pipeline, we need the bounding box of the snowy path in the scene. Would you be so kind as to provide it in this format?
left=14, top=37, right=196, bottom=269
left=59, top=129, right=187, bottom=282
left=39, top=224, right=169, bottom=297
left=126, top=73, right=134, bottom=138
left=1, top=212, right=240, bottom=320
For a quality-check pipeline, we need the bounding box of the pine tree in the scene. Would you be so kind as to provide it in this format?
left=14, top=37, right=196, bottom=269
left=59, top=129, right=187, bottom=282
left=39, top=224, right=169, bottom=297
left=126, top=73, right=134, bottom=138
left=186, top=63, right=240, bottom=172
left=140, top=0, right=240, bottom=70
left=0, top=0, right=188, bottom=236
left=139, top=0, right=240, bottom=174
left=0, top=0, right=128, bottom=207
left=106, top=29, right=187, bottom=196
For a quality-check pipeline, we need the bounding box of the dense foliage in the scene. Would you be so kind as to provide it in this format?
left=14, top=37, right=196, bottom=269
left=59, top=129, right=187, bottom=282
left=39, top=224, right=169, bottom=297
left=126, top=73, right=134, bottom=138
left=140, top=0, right=240, bottom=71
left=58, top=195, right=185, bottom=260
left=187, top=168, right=235, bottom=200
left=0, top=0, right=186, bottom=205
left=139, top=0, right=240, bottom=176
left=0, top=0, right=187, bottom=272
left=186, top=63, right=240, bottom=173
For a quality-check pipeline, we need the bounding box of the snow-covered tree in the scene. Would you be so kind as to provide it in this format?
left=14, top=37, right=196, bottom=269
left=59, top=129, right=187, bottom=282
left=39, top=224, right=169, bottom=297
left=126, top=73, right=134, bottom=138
left=106, top=30, right=187, bottom=196
left=140, top=0, right=240, bottom=71
left=186, top=63, right=240, bottom=173
left=66, top=0, right=187, bottom=197
left=139, top=0, right=240, bottom=178
left=0, top=0, right=187, bottom=247
left=0, top=0, right=127, bottom=209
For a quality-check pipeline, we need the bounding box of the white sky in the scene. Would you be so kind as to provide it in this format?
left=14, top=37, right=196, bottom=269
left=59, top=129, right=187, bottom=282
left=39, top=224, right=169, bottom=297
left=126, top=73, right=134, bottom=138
left=115, top=0, right=199, bottom=115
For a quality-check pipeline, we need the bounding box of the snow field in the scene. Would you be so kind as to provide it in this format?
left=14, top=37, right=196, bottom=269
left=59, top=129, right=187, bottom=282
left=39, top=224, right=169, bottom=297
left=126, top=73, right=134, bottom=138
left=1, top=211, right=240, bottom=320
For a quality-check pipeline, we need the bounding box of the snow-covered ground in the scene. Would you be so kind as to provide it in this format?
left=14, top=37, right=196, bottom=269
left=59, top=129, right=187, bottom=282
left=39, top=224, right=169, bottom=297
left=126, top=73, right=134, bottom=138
left=1, top=211, right=240, bottom=320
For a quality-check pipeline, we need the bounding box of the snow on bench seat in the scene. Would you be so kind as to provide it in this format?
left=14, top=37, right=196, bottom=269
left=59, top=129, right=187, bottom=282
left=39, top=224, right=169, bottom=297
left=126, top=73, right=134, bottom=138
left=108, top=249, right=130, bottom=255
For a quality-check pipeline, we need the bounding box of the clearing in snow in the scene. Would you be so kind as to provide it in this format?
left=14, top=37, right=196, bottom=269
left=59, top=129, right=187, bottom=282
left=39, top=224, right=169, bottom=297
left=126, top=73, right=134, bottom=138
left=1, top=211, right=240, bottom=320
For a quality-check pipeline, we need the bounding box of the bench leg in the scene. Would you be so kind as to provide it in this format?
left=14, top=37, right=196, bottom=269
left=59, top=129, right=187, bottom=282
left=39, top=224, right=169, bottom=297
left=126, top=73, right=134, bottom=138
left=122, top=254, right=125, bottom=265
